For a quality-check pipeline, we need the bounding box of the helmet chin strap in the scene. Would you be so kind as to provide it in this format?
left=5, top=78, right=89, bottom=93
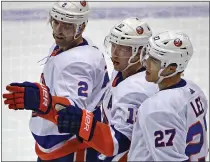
left=156, top=68, right=179, bottom=84
left=122, top=54, right=140, bottom=72
left=74, top=24, right=81, bottom=39
left=66, top=24, right=84, bottom=48
left=74, top=22, right=87, bottom=39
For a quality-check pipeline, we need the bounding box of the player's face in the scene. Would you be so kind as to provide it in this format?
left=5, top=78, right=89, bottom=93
left=143, top=54, right=162, bottom=82
left=51, top=18, right=76, bottom=47
left=111, top=43, right=132, bottom=71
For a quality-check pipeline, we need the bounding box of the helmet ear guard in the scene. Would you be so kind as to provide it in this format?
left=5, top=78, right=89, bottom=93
left=74, top=22, right=87, bottom=39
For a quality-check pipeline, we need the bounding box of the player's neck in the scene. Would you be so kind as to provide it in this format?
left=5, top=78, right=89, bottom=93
left=122, top=63, right=142, bottom=79
left=60, top=37, right=83, bottom=51
left=158, top=74, right=181, bottom=90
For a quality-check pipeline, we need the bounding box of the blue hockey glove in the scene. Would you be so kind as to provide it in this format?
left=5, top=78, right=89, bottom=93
left=57, top=105, right=97, bottom=141
left=3, top=82, right=52, bottom=114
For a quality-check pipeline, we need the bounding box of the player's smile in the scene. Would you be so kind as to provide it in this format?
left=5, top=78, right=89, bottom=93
left=145, top=70, right=151, bottom=81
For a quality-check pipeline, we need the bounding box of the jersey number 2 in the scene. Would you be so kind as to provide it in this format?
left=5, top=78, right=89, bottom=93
left=78, top=81, right=88, bottom=97
left=185, top=96, right=206, bottom=161
left=185, top=121, right=205, bottom=161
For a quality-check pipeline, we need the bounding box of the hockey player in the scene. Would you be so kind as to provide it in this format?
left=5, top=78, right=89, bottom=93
left=128, top=31, right=209, bottom=161
left=3, top=1, right=109, bottom=162
left=54, top=17, right=158, bottom=161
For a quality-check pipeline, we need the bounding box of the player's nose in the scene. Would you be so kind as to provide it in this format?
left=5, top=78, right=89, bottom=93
left=54, top=23, right=63, bottom=33
left=142, top=58, right=149, bottom=69
left=111, top=56, right=119, bottom=62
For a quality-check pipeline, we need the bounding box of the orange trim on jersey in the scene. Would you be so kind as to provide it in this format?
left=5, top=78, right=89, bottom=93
left=76, top=149, right=85, bottom=162
left=35, top=140, right=88, bottom=160
left=112, top=77, right=119, bottom=87
left=119, top=152, right=128, bottom=162
left=34, top=96, right=91, bottom=160
left=52, top=96, right=71, bottom=106
left=37, top=108, right=58, bottom=125
left=79, top=110, right=94, bottom=141
left=50, top=49, right=60, bottom=57
left=84, top=122, right=114, bottom=156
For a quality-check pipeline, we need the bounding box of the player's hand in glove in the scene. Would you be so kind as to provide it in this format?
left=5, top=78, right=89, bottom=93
left=3, top=82, right=52, bottom=114
left=56, top=105, right=97, bottom=141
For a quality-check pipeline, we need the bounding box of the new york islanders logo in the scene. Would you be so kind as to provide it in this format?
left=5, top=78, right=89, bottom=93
left=80, top=1, right=86, bottom=7
left=62, top=2, right=67, bottom=8
left=136, top=26, right=144, bottom=35
left=174, top=38, right=182, bottom=47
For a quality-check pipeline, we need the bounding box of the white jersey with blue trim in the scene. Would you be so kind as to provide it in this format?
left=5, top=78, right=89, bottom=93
left=128, top=79, right=209, bottom=161
left=101, top=69, right=158, bottom=161
left=29, top=38, right=109, bottom=158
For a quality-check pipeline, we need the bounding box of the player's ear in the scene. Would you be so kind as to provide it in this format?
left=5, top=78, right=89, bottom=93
left=130, top=54, right=140, bottom=63
left=130, top=46, right=143, bottom=63
left=161, top=63, right=177, bottom=76
left=168, top=63, right=177, bottom=73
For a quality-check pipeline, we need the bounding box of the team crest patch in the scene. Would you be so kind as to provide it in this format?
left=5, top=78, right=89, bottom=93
left=80, top=1, right=86, bottom=7
left=174, top=38, right=182, bottom=47
left=136, top=26, right=144, bottom=35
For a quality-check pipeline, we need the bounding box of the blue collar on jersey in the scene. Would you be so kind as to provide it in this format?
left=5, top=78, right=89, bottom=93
left=77, top=38, right=88, bottom=47
left=161, top=78, right=187, bottom=91
left=52, top=38, right=89, bottom=56
left=112, top=67, right=146, bottom=87
left=112, top=71, right=124, bottom=87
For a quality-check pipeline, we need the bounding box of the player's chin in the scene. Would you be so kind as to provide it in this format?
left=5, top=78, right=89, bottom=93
left=145, top=72, right=153, bottom=82
left=55, top=38, right=63, bottom=43
left=145, top=75, right=152, bottom=82
left=54, top=36, right=65, bottom=43
left=113, top=66, right=120, bottom=71
left=113, top=63, right=120, bottom=71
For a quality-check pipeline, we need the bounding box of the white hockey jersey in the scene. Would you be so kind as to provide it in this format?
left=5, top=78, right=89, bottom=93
left=29, top=39, right=109, bottom=160
left=98, top=68, right=158, bottom=161
left=128, top=79, right=209, bottom=161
